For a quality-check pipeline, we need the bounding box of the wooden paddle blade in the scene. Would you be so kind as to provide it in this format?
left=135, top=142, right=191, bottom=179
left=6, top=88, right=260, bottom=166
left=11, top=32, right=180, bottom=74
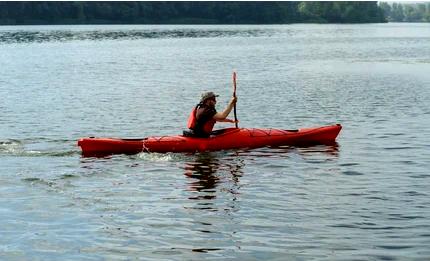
left=233, top=71, right=237, bottom=95
left=232, top=71, right=238, bottom=128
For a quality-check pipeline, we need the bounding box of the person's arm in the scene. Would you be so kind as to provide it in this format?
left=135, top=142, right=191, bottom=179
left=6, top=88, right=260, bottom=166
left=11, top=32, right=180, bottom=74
left=217, top=118, right=238, bottom=123
left=213, top=97, right=237, bottom=121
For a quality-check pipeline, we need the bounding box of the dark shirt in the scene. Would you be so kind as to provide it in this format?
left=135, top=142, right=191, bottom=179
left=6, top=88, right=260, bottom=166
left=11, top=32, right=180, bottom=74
left=193, top=104, right=217, bottom=137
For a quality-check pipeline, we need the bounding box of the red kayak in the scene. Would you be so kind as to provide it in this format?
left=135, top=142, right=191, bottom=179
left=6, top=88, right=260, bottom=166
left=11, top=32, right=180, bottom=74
left=77, top=124, right=341, bottom=156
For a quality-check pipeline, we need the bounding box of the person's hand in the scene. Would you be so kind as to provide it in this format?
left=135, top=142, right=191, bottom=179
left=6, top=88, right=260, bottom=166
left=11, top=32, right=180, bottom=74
left=231, top=96, right=238, bottom=104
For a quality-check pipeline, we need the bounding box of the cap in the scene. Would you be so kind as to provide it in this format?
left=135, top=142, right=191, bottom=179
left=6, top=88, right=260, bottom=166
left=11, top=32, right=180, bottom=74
left=200, top=91, right=219, bottom=102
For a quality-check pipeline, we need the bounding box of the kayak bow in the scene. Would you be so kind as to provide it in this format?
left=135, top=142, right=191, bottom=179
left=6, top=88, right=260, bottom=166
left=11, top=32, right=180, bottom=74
left=78, top=124, right=342, bottom=156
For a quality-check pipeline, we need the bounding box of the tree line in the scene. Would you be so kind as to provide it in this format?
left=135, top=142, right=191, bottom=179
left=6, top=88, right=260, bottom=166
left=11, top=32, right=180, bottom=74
left=0, top=2, right=386, bottom=25
left=380, top=2, right=430, bottom=22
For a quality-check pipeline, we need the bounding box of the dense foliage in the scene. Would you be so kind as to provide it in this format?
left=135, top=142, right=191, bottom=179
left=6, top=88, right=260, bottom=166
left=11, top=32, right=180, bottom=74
left=380, top=2, right=430, bottom=22
left=0, top=1, right=386, bottom=25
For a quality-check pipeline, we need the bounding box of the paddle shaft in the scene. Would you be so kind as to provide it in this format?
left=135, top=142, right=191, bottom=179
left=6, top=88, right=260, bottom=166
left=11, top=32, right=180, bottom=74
left=233, top=72, right=238, bottom=128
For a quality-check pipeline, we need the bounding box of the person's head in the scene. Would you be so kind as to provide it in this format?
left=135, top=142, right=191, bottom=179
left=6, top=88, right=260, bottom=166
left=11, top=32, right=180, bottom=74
left=200, top=91, right=219, bottom=106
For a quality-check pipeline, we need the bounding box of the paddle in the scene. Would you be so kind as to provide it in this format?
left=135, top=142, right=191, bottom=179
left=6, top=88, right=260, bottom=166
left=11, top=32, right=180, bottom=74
left=233, top=71, right=238, bottom=128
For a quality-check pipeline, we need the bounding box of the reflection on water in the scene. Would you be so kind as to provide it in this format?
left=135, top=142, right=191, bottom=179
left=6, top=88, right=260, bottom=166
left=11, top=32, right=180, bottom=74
left=236, top=143, right=340, bottom=160
left=0, top=28, right=274, bottom=44
left=293, top=142, right=340, bottom=158
left=183, top=152, right=243, bottom=207
left=181, top=152, right=244, bottom=253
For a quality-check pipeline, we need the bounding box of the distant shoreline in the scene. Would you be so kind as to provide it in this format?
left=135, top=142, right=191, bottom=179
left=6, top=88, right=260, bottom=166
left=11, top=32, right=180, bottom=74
left=0, top=2, right=387, bottom=26
left=0, top=22, right=391, bottom=26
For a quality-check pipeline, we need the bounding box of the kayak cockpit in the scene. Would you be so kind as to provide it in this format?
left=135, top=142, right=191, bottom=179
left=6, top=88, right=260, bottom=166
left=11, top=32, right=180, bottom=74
left=182, top=127, right=240, bottom=138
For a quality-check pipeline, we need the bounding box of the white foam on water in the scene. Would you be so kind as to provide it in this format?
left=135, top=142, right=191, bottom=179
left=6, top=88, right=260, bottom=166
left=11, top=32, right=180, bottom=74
left=0, top=140, right=79, bottom=157
left=136, top=151, right=192, bottom=162
left=136, top=152, right=175, bottom=162
left=0, top=140, right=24, bottom=155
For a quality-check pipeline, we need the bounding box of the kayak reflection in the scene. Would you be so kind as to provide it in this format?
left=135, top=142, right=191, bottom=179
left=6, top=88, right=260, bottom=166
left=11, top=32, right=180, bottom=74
left=234, top=142, right=340, bottom=159
left=294, top=142, right=340, bottom=158
left=184, top=152, right=243, bottom=204
left=278, top=142, right=340, bottom=159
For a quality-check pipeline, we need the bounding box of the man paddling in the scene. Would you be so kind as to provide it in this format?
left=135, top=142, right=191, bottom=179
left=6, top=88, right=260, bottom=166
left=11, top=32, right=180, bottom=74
left=186, top=91, right=238, bottom=138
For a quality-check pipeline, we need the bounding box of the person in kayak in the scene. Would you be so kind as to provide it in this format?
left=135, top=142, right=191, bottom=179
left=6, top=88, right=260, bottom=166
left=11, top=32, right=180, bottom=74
left=186, top=91, right=238, bottom=138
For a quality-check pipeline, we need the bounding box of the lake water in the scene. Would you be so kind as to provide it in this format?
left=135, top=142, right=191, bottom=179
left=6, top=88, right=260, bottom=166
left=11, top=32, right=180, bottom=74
left=1, top=23, right=430, bottom=260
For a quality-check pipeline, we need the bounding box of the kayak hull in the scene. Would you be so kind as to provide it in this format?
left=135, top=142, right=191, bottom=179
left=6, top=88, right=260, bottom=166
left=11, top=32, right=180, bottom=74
left=78, top=124, right=341, bottom=156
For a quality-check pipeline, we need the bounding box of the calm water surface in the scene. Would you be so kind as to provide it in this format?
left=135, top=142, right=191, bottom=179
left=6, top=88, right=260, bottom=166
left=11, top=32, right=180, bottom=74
left=1, top=23, right=430, bottom=260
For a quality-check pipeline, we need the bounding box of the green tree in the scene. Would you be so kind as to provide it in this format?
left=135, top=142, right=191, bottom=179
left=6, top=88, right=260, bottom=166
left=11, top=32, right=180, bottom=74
left=425, top=3, right=430, bottom=22
left=391, top=3, right=405, bottom=22
left=379, top=2, right=392, bottom=21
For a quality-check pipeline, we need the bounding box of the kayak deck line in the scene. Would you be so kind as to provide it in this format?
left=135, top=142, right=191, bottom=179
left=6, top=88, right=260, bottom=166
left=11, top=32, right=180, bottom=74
left=246, top=128, right=302, bottom=137
left=77, top=124, right=342, bottom=156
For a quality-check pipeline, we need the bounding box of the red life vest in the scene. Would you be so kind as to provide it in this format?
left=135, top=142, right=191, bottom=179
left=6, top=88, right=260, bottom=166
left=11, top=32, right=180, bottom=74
left=187, top=107, right=197, bottom=129
left=187, top=106, right=216, bottom=134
